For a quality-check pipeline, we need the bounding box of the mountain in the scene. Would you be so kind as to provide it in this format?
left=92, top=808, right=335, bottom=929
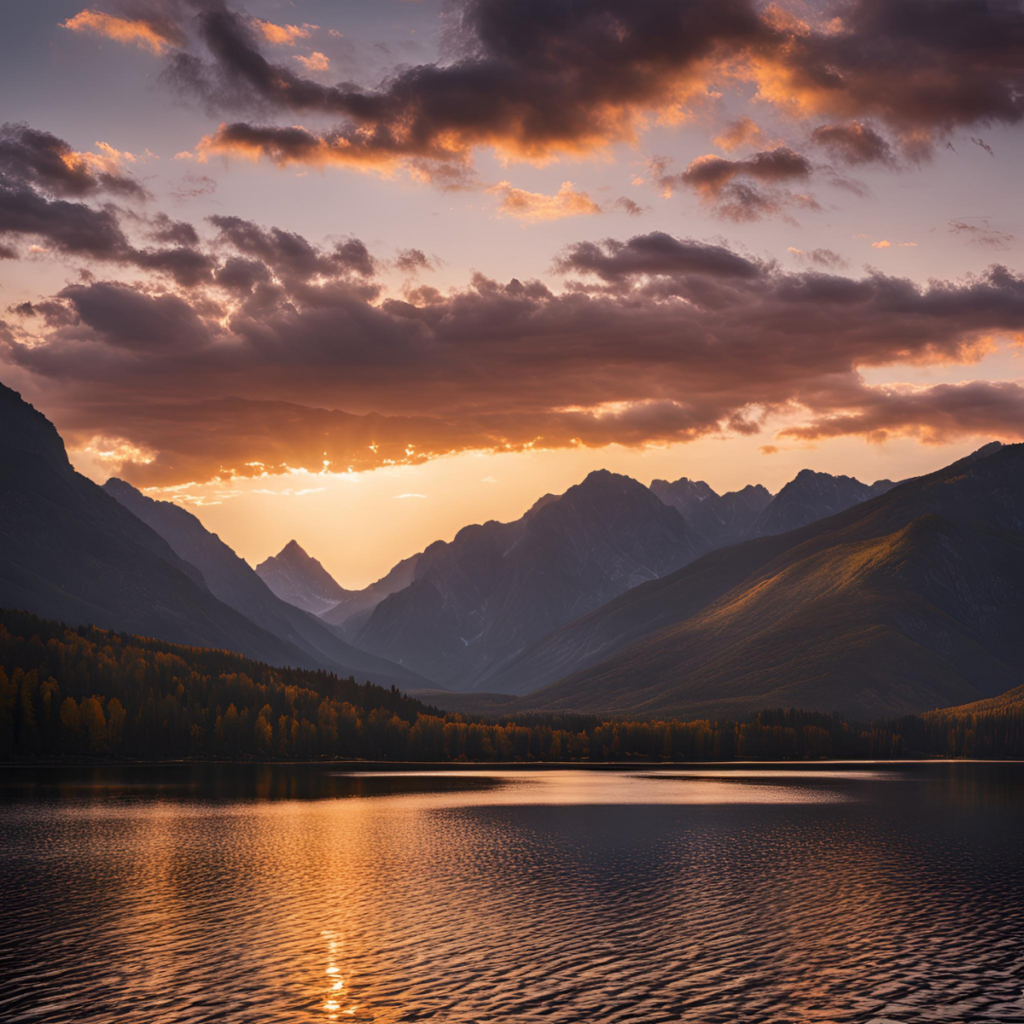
left=255, top=541, right=350, bottom=615
left=103, top=480, right=424, bottom=689
left=651, top=469, right=896, bottom=549
left=749, top=469, right=895, bottom=537
left=651, top=477, right=772, bottom=549
left=929, top=679, right=1024, bottom=719
left=648, top=477, right=717, bottom=517
left=318, top=552, right=421, bottom=633
left=0, top=383, right=319, bottom=667
left=256, top=540, right=422, bottom=636
left=353, top=469, right=703, bottom=689
left=491, top=443, right=1022, bottom=718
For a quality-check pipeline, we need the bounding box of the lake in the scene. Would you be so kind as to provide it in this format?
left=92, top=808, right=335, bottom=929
left=1, top=763, right=1022, bottom=1023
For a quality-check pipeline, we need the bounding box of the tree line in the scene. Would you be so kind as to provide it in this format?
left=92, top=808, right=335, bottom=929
left=1, top=609, right=1022, bottom=762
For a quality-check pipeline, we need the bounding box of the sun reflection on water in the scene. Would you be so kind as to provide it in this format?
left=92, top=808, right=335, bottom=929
left=0, top=765, right=1021, bottom=1023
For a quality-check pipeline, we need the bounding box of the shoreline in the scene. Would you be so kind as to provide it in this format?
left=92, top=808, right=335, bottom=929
left=2, top=757, right=1021, bottom=772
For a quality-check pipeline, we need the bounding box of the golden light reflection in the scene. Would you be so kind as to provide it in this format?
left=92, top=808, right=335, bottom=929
left=319, top=929, right=361, bottom=1021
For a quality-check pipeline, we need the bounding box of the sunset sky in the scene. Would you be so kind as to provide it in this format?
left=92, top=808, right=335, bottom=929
left=3, top=0, right=1024, bottom=586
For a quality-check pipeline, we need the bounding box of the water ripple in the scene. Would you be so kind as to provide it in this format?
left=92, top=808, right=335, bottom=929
left=1, top=765, right=1022, bottom=1023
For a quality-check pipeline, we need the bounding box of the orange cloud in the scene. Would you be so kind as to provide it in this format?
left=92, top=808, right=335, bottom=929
left=253, top=20, right=315, bottom=45
left=488, top=181, right=603, bottom=222
left=61, top=141, right=142, bottom=178
left=61, top=10, right=181, bottom=55
left=194, top=122, right=477, bottom=190
left=713, top=116, right=767, bottom=152
left=294, top=52, right=330, bottom=73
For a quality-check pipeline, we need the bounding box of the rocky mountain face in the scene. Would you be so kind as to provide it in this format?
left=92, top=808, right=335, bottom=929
left=256, top=540, right=422, bottom=636
left=255, top=541, right=351, bottom=615
left=651, top=469, right=896, bottom=549
left=648, top=477, right=717, bottom=518
left=651, top=478, right=772, bottom=549
left=748, top=470, right=895, bottom=537
left=0, top=384, right=317, bottom=667
left=318, top=553, right=421, bottom=633
left=104, top=480, right=423, bottom=688
left=488, top=443, right=1022, bottom=719
left=353, top=470, right=702, bottom=689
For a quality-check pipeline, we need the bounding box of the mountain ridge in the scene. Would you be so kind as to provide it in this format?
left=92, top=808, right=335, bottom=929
left=353, top=469, right=703, bottom=689
left=0, top=383, right=322, bottom=668
left=103, top=479, right=424, bottom=689
left=493, top=442, right=1022, bottom=718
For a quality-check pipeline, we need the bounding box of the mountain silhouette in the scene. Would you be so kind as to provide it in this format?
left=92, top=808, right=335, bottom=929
left=256, top=540, right=352, bottom=615
left=256, top=540, right=421, bottom=634
left=0, top=383, right=313, bottom=666
left=354, top=469, right=702, bottom=689
left=749, top=470, right=895, bottom=537
left=651, top=477, right=772, bottom=549
left=104, top=480, right=424, bottom=688
left=493, top=443, right=1021, bottom=718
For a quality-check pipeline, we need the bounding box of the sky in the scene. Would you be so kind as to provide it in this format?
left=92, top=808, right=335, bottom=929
left=2, top=0, right=1024, bottom=587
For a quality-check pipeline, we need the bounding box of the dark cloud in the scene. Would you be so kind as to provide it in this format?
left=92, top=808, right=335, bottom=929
left=8, top=228, right=1024, bottom=486
left=0, top=182, right=133, bottom=259
left=133, top=245, right=217, bottom=287
left=0, top=177, right=216, bottom=286
left=92, top=0, right=1024, bottom=183
left=6, top=299, right=78, bottom=328
left=333, top=238, right=377, bottom=277
left=780, top=380, right=1024, bottom=445
left=59, top=282, right=213, bottom=352
left=0, top=123, right=148, bottom=199
left=148, top=212, right=201, bottom=246
left=657, top=148, right=816, bottom=221
left=554, top=232, right=762, bottom=282
left=177, top=0, right=769, bottom=175
left=611, top=196, right=645, bottom=216
left=395, top=248, right=437, bottom=274
left=810, top=122, right=895, bottom=166
left=0, top=125, right=224, bottom=286
left=214, top=255, right=273, bottom=293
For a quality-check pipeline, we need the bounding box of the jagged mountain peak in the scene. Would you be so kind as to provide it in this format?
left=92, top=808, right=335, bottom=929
left=575, top=468, right=646, bottom=494
left=0, top=382, right=71, bottom=470
left=650, top=476, right=718, bottom=511
left=256, top=539, right=350, bottom=615
left=736, top=483, right=772, bottom=498
left=355, top=465, right=700, bottom=690
left=750, top=467, right=895, bottom=538
left=493, top=444, right=1024, bottom=717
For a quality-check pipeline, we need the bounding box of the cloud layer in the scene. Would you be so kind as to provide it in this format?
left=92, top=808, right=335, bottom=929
left=3, top=119, right=1024, bottom=489
left=58, top=0, right=1024, bottom=193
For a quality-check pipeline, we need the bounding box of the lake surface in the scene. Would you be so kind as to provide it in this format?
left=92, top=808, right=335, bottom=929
left=1, top=763, right=1022, bottom=1024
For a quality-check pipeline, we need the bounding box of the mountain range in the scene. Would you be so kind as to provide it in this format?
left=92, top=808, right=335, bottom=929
left=350, top=470, right=702, bottom=689
left=104, top=479, right=423, bottom=689
left=3, top=378, right=1021, bottom=722
left=491, top=443, right=1023, bottom=719
left=0, top=383, right=419, bottom=689
left=256, top=541, right=420, bottom=633
left=259, top=467, right=909, bottom=694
